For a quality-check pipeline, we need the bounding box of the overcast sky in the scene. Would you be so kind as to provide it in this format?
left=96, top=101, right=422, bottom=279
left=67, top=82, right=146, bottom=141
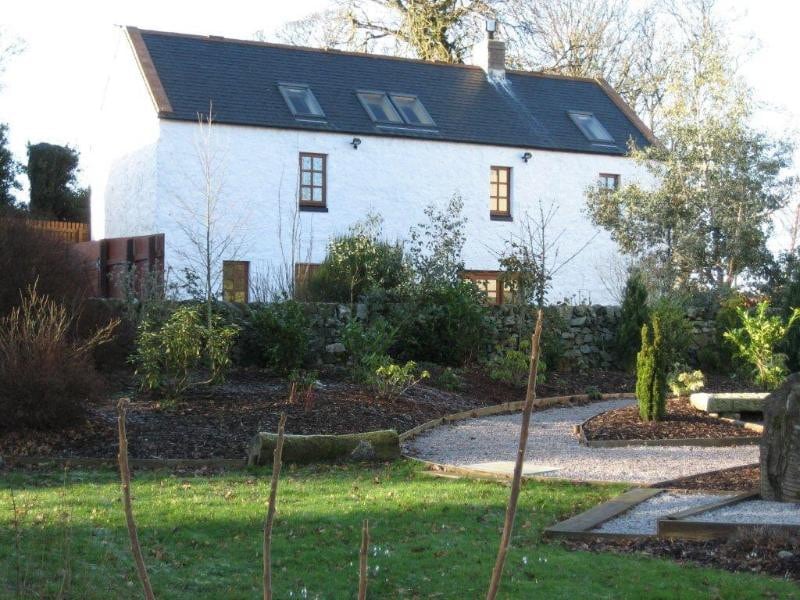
left=0, top=0, right=797, bottom=213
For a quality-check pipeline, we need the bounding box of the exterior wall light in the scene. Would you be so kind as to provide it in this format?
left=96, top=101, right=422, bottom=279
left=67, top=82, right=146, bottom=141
left=522, top=151, right=532, bottom=163
left=351, top=137, right=362, bottom=149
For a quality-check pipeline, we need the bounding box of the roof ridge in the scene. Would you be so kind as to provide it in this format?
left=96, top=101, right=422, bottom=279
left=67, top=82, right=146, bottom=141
left=129, top=26, right=484, bottom=72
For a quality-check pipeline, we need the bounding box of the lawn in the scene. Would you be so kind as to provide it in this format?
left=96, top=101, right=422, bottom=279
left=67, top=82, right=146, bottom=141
left=1, top=461, right=797, bottom=599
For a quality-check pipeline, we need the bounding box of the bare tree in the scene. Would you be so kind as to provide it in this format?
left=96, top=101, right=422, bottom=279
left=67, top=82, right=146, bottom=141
left=358, top=519, right=369, bottom=600
left=0, top=27, right=24, bottom=88
left=486, top=310, right=544, bottom=599
left=263, top=413, right=287, bottom=600
left=170, top=104, right=252, bottom=323
left=497, top=199, right=597, bottom=307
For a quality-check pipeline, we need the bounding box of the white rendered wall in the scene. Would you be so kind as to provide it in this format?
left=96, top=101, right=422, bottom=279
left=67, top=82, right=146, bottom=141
left=89, top=29, right=160, bottom=241
left=151, top=120, right=651, bottom=304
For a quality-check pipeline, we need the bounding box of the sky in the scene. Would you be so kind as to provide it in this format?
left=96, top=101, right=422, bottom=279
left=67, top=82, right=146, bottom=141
left=0, top=0, right=798, bottom=243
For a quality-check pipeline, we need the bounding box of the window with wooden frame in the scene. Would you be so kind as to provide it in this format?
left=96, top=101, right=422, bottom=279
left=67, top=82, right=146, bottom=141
left=222, top=260, right=249, bottom=303
left=599, top=173, right=620, bottom=191
left=293, top=262, right=320, bottom=294
left=490, top=166, right=511, bottom=219
left=462, top=270, right=514, bottom=305
left=299, top=153, right=327, bottom=210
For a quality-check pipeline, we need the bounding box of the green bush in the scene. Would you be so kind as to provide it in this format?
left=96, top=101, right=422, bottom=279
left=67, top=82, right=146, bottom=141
left=723, top=301, right=800, bottom=390
left=393, top=281, right=489, bottom=366
left=370, top=360, right=430, bottom=401
left=133, top=304, right=238, bottom=401
left=486, top=342, right=546, bottom=388
left=711, top=292, right=750, bottom=372
left=667, top=368, right=705, bottom=397
left=249, top=301, right=310, bottom=374
left=650, top=296, right=693, bottom=368
left=342, top=318, right=397, bottom=381
left=777, top=255, right=800, bottom=371
left=614, top=271, right=649, bottom=370
left=302, top=216, right=407, bottom=302
left=636, top=318, right=667, bottom=422
left=430, top=366, right=463, bottom=391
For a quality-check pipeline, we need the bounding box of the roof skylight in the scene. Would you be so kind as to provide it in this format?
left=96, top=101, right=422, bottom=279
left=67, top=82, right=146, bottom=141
left=568, top=111, right=614, bottom=144
left=389, top=94, right=435, bottom=126
left=357, top=91, right=403, bottom=124
left=279, top=84, right=325, bottom=119
left=357, top=91, right=436, bottom=127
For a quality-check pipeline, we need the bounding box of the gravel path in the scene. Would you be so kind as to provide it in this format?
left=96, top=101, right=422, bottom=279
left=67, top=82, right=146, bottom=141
left=403, top=399, right=760, bottom=484
left=592, top=492, right=732, bottom=535
left=686, top=500, right=800, bottom=525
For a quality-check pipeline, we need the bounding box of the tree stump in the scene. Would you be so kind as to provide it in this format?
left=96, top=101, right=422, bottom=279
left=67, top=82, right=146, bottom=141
left=760, top=373, right=800, bottom=501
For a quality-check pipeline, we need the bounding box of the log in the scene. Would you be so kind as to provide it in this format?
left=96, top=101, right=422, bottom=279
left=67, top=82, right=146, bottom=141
left=247, top=429, right=400, bottom=466
left=760, top=373, right=800, bottom=502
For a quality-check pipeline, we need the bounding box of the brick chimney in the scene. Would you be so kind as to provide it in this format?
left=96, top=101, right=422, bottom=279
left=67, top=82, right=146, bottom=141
left=474, top=20, right=505, bottom=79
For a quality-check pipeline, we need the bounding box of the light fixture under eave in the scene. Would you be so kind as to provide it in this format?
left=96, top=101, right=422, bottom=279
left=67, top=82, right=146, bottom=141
left=351, top=137, right=362, bottom=149
left=522, top=151, right=532, bottom=163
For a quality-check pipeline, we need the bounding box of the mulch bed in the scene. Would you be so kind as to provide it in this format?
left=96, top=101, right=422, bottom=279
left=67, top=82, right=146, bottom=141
left=0, top=370, right=492, bottom=460
left=582, top=397, right=760, bottom=442
left=656, top=464, right=761, bottom=492
left=563, top=530, right=800, bottom=582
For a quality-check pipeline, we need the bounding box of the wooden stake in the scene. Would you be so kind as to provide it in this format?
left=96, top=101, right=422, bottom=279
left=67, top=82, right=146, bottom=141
left=117, top=398, right=155, bottom=600
left=486, top=309, right=544, bottom=600
left=263, top=412, right=287, bottom=600
left=358, top=519, right=369, bottom=600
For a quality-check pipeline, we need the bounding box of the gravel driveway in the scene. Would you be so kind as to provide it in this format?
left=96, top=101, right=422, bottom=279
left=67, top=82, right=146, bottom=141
left=403, top=399, right=759, bottom=485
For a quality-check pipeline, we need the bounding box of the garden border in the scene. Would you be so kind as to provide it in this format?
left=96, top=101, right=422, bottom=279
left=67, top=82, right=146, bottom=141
left=3, top=456, right=246, bottom=470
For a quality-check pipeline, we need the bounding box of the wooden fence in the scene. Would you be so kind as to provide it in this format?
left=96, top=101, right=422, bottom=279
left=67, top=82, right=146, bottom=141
left=13, top=218, right=90, bottom=243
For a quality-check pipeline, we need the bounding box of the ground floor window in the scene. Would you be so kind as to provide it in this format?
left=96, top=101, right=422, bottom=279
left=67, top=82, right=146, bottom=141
left=461, top=270, right=514, bottom=305
left=223, top=260, right=249, bottom=303
left=293, top=262, right=321, bottom=295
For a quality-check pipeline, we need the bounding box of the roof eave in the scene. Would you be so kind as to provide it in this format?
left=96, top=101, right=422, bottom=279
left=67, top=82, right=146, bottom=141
left=594, top=77, right=659, bottom=148
left=125, top=26, right=174, bottom=116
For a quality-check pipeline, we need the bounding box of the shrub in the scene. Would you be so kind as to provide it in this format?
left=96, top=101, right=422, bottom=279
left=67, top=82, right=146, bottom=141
left=370, top=360, right=430, bottom=401
left=649, top=296, right=693, bottom=368
left=614, top=270, right=649, bottom=370
left=431, top=366, right=463, bottom=391
left=303, top=215, right=408, bottom=302
left=776, top=255, right=800, bottom=371
left=636, top=318, right=667, bottom=422
left=723, top=301, right=800, bottom=390
left=249, top=301, right=310, bottom=374
left=133, top=304, right=239, bottom=400
left=486, top=341, right=546, bottom=388
left=711, top=292, right=750, bottom=372
left=342, top=318, right=397, bottom=381
left=288, top=369, right=318, bottom=413
left=668, top=368, right=705, bottom=398
left=585, top=386, right=602, bottom=401
left=394, top=281, right=489, bottom=365
left=0, top=285, right=116, bottom=430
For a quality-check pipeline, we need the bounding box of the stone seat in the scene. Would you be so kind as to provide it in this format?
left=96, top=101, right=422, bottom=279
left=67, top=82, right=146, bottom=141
left=690, top=392, right=769, bottom=414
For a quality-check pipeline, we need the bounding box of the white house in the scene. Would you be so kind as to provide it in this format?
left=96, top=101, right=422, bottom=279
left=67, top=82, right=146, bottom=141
left=91, top=26, right=656, bottom=304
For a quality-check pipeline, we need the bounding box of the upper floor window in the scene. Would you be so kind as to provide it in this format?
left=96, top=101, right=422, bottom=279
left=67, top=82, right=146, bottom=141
left=490, top=166, right=511, bottom=218
left=568, top=111, right=614, bottom=144
left=357, top=91, right=402, bottom=124
left=279, top=84, right=325, bottom=119
left=599, top=173, right=620, bottom=191
left=299, top=153, right=327, bottom=210
left=389, top=94, right=435, bottom=126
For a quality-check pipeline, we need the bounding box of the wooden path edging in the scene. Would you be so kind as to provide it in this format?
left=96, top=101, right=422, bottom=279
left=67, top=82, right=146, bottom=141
left=398, top=392, right=635, bottom=443
left=544, top=488, right=663, bottom=540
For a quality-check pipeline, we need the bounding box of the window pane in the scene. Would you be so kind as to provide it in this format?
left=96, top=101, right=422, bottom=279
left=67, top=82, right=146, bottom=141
left=358, top=92, right=402, bottom=123
left=390, top=95, right=435, bottom=126
left=301, top=156, right=312, bottom=169
left=312, top=187, right=322, bottom=201
left=301, top=171, right=311, bottom=185
left=313, top=172, right=322, bottom=186
left=312, top=157, right=323, bottom=170
left=490, top=169, right=498, bottom=184
left=280, top=85, right=324, bottom=118
left=300, top=187, right=311, bottom=201
left=498, top=168, right=508, bottom=183
left=498, top=183, right=507, bottom=198
left=569, top=111, right=614, bottom=143
left=497, top=198, right=508, bottom=213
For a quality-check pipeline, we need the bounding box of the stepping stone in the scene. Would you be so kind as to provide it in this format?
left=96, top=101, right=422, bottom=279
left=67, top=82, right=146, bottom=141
left=461, top=461, right=560, bottom=477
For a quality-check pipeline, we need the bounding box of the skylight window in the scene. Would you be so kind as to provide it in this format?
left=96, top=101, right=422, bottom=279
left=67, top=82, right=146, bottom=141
left=389, top=94, right=435, bottom=126
left=568, top=111, right=614, bottom=144
left=279, top=84, right=325, bottom=119
left=357, top=91, right=402, bottom=124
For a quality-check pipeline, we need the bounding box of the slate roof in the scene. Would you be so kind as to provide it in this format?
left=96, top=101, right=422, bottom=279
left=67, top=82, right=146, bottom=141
left=128, top=27, right=654, bottom=156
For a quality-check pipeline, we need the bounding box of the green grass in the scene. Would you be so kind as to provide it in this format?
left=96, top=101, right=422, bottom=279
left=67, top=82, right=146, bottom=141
left=1, top=461, right=797, bottom=599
